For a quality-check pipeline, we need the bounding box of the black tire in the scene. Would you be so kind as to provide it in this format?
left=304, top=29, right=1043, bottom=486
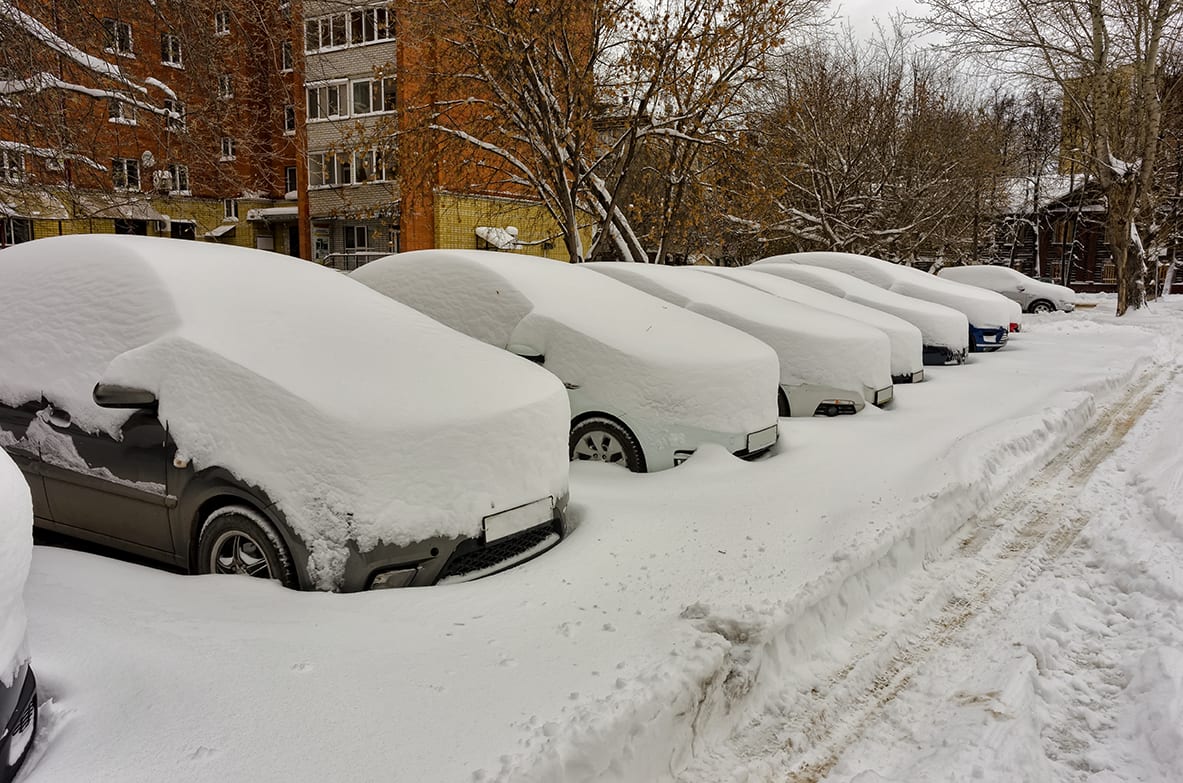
left=1029, top=299, right=1055, bottom=314
left=777, top=388, right=791, bottom=417
left=569, top=416, right=646, bottom=472
left=196, top=506, right=297, bottom=588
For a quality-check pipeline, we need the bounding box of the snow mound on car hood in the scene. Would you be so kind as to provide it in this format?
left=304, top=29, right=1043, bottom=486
left=771, top=252, right=1015, bottom=329
left=0, top=452, right=31, bottom=683
left=585, top=262, right=892, bottom=395
left=0, top=236, right=570, bottom=589
left=751, top=261, right=970, bottom=352
left=354, top=250, right=780, bottom=434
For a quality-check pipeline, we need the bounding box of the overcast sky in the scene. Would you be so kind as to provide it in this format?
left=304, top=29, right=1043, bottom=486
left=831, top=0, right=926, bottom=38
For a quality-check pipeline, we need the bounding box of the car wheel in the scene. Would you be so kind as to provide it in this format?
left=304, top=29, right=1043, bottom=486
left=1030, top=300, right=1055, bottom=314
left=197, top=506, right=297, bottom=587
left=569, top=417, right=646, bottom=472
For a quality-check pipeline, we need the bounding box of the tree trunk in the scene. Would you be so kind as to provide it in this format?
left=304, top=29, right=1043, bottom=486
left=1107, top=181, right=1146, bottom=316
left=1165, top=258, right=1179, bottom=295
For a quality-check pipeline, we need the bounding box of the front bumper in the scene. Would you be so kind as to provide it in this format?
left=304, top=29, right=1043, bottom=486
left=673, top=422, right=780, bottom=465
left=892, top=368, right=924, bottom=384
left=0, top=664, right=36, bottom=783
left=865, top=384, right=894, bottom=407
left=969, top=324, right=1008, bottom=352
left=1059, top=301, right=1076, bottom=312
left=922, top=345, right=967, bottom=366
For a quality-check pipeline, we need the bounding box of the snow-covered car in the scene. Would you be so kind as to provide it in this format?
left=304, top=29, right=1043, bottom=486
left=760, top=252, right=1017, bottom=352
left=748, top=263, right=970, bottom=365
left=694, top=266, right=926, bottom=384
left=585, top=262, right=894, bottom=416
left=937, top=264, right=1077, bottom=314
left=0, top=450, right=37, bottom=783
left=352, top=250, right=781, bottom=472
left=0, top=235, right=573, bottom=592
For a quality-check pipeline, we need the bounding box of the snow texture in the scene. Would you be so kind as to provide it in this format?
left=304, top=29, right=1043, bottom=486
left=0, top=235, right=571, bottom=589
left=750, top=261, right=970, bottom=353
left=695, top=266, right=925, bottom=379
left=352, top=250, right=780, bottom=436
left=0, top=450, right=31, bottom=686
left=765, top=252, right=1018, bottom=330
left=585, top=262, right=893, bottom=398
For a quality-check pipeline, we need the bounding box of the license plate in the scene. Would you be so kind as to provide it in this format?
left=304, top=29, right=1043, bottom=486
left=484, top=497, right=554, bottom=543
left=747, top=424, right=778, bottom=452
left=875, top=386, right=894, bottom=405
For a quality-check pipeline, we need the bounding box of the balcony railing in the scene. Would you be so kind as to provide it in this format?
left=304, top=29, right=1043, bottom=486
left=318, top=250, right=389, bottom=272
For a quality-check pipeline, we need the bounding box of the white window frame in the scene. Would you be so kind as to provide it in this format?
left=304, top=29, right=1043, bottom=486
left=306, top=81, right=347, bottom=122
left=283, top=104, right=296, bottom=134
left=214, top=10, right=231, bottom=36
left=304, top=6, right=393, bottom=53
left=167, top=163, right=190, bottom=194
left=284, top=166, right=297, bottom=194
left=308, top=148, right=394, bottom=188
left=112, top=158, right=140, bottom=190
left=1, top=150, right=24, bottom=184
left=280, top=40, right=293, bottom=72
left=2, top=217, right=32, bottom=245
left=165, top=98, right=186, bottom=132
left=160, top=32, right=183, bottom=67
left=223, top=198, right=239, bottom=220
left=344, top=224, right=369, bottom=250
left=350, top=76, right=397, bottom=115
left=103, top=18, right=134, bottom=56
left=108, top=98, right=137, bottom=125
left=220, top=136, right=236, bottom=161
left=218, top=74, right=234, bottom=99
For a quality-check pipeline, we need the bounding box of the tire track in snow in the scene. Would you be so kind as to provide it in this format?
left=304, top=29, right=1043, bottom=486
left=773, top=368, right=1172, bottom=782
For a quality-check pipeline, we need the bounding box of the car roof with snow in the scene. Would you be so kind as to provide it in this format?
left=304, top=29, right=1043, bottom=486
left=939, top=265, right=1076, bottom=299
left=0, top=449, right=32, bottom=678
left=352, top=249, right=780, bottom=435
left=0, top=235, right=571, bottom=588
left=767, top=252, right=1016, bottom=329
left=584, top=262, right=892, bottom=395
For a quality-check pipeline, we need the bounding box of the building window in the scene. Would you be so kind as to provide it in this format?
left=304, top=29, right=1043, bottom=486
left=223, top=198, right=239, bottom=220
left=344, top=225, right=368, bottom=250
left=112, top=158, right=140, bottom=190
left=351, top=76, right=397, bottom=115
left=283, top=104, right=296, bottom=134
left=108, top=98, right=136, bottom=125
left=1, top=150, right=24, bottom=183
left=218, top=74, right=234, bottom=99
left=220, top=137, right=236, bottom=160
left=168, top=163, right=190, bottom=193
left=103, top=19, right=133, bottom=56
left=165, top=99, right=186, bottom=132
left=281, top=40, right=293, bottom=72
left=306, top=82, right=347, bottom=121
left=214, top=10, right=231, bottom=35
left=304, top=8, right=392, bottom=53
left=2, top=218, right=32, bottom=246
left=284, top=166, right=297, bottom=194
left=160, top=33, right=182, bottom=66
left=308, top=148, right=394, bottom=187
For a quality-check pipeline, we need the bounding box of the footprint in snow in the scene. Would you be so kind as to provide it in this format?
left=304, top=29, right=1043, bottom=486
left=189, top=746, right=219, bottom=761
left=291, top=662, right=313, bottom=673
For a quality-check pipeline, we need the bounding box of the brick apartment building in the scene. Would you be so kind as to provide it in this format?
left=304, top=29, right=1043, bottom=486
left=0, top=0, right=576, bottom=262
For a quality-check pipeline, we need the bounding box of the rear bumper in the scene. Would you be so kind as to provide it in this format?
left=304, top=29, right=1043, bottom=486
left=922, top=345, right=967, bottom=365
left=866, top=384, right=894, bottom=407
left=0, top=664, right=36, bottom=783
left=892, top=368, right=924, bottom=384
left=969, top=324, right=1009, bottom=352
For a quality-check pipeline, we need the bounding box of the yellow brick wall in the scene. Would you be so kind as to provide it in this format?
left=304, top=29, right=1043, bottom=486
left=434, top=192, right=592, bottom=262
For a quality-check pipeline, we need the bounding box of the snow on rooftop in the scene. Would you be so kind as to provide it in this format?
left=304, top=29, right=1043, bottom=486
left=584, top=262, right=892, bottom=397
left=752, top=262, right=970, bottom=352
left=0, top=236, right=571, bottom=588
left=0, top=450, right=31, bottom=683
left=352, top=250, right=780, bottom=435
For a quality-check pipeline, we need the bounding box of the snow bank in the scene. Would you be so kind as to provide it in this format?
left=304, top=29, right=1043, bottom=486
left=766, top=252, right=1015, bottom=329
left=352, top=250, right=779, bottom=435
left=0, top=451, right=31, bottom=685
left=0, top=236, right=571, bottom=589
left=751, top=262, right=969, bottom=353
left=585, top=262, right=892, bottom=398
left=697, top=267, right=924, bottom=379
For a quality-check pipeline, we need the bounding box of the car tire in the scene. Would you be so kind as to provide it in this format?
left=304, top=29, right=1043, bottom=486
left=197, top=506, right=297, bottom=588
left=569, top=417, right=646, bottom=472
left=1029, top=300, right=1055, bottom=314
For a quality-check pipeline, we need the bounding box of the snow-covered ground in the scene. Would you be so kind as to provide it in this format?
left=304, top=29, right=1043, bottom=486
left=16, top=296, right=1183, bottom=783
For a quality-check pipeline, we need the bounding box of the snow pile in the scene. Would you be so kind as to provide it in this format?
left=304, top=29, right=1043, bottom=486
left=751, top=262, right=969, bottom=353
left=585, top=262, right=892, bottom=398
left=697, top=266, right=924, bottom=379
left=0, top=236, right=571, bottom=589
left=0, top=450, right=32, bottom=685
left=353, top=250, right=780, bottom=435
left=766, top=252, right=1016, bottom=330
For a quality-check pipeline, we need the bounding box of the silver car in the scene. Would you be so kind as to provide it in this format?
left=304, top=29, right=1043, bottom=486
left=938, top=265, right=1077, bottom=314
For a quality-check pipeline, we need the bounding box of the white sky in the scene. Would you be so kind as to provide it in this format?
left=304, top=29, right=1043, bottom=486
left=831, top=0, right=926, bottom=38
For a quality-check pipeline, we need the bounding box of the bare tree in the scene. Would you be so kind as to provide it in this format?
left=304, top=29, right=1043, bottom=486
left=921, top=0, right=1183, bottom=315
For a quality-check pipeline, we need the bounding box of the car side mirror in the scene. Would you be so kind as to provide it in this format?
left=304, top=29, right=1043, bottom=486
left=93, top=383, right=159, bottom=410
left=508, top=344, right=545, bottom=364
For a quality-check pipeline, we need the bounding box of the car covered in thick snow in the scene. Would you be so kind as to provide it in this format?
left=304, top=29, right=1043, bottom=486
left=585, top=262, right=894, bottom=416
left=937, top=264, right=1077, bottom=314
left=693, top=266, right=926, bottom=384
left=0, top=235, right=573, bottom=592
left=352, top=250, right=781, bottom=472
left=760, top=252, right=1018, bottom=352
left=0, top=450, right=37, bottom=783
left=748, top=263, right=970, bottom=365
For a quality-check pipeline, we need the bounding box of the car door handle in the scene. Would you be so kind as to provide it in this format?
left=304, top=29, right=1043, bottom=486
left=47, top=410, right=71, bottom=428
